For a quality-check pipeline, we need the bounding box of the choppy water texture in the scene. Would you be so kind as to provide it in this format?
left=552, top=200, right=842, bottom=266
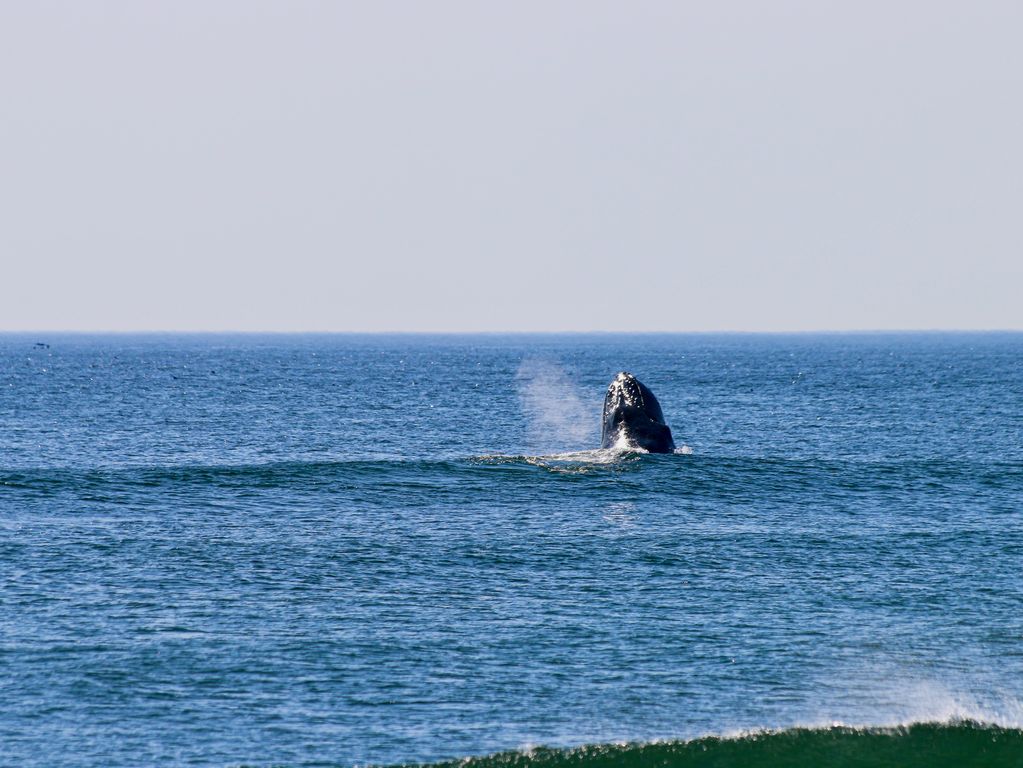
left=2, top=333, right=1022, bottom=767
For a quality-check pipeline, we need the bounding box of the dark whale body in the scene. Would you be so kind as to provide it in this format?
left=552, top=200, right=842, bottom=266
left=600, top=372, right=676, bottom=453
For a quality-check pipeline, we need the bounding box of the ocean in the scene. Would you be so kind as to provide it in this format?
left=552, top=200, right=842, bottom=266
left=2, top=332, right=1021, bottom=767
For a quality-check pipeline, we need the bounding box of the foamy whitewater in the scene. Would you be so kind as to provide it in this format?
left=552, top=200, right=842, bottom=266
left=2, top=332, right=1021, bottom=767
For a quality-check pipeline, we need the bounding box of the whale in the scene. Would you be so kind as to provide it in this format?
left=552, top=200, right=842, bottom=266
left=601, top=372, right=676, bottom=453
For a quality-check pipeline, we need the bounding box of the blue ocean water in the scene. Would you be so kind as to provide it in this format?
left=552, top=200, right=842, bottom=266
left=2, top=333, right=1022, bottom=767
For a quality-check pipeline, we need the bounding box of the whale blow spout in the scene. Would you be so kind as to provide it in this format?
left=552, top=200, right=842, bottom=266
left=600, top=372, right=676, bottom=453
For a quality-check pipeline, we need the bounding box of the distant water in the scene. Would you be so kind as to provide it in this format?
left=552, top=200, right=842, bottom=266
left=2, top=333, right=1022, bottom=767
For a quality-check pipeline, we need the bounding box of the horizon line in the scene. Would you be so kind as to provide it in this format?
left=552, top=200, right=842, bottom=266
left=2, top=328, right=1022, bottom=335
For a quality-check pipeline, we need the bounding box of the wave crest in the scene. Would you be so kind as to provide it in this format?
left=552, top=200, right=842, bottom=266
left=401, top=721, right=1023, bottom=768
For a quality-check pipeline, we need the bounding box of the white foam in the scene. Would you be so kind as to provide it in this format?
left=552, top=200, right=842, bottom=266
left=791, top=672, right=1023, bottom=733
left=612, top=430, right=648, bottom=453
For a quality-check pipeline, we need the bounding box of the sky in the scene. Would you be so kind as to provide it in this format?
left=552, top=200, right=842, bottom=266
left=1, top=1, right=1021, bottom=332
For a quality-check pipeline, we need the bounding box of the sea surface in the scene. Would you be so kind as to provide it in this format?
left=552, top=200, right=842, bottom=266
left=2, top=332, right=1022, bottom=767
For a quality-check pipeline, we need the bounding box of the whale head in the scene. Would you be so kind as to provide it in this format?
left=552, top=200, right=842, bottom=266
left=600, top=372, right=675, bottom=453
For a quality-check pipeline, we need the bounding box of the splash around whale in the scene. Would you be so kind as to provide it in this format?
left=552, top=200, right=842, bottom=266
left=600, top=371, right=676, bottom=453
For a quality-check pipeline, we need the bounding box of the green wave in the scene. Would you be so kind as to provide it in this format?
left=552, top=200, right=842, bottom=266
left=406, top=722, right=1023, bottom=768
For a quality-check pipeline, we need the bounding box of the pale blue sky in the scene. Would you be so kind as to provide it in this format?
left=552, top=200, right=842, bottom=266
left=2, top=1, right=1020, bottom=331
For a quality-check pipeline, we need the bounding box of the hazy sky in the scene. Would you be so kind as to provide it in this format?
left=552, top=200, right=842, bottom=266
left=2, top=1, right=1021, bottom=331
